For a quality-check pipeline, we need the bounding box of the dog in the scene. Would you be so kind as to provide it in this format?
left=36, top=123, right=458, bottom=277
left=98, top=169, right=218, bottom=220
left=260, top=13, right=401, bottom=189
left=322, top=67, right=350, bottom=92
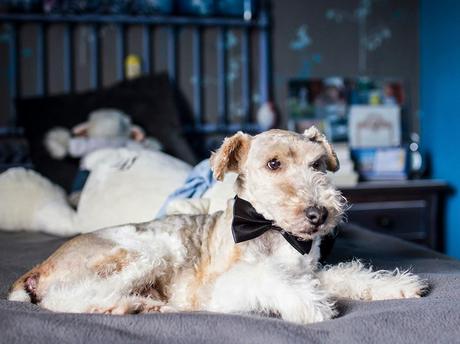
left=8, top=127, right=426, bottom=324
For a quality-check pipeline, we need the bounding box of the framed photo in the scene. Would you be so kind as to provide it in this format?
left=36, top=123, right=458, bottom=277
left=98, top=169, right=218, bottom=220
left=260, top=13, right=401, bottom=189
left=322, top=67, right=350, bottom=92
left=348, top=105, right=401, bottom=148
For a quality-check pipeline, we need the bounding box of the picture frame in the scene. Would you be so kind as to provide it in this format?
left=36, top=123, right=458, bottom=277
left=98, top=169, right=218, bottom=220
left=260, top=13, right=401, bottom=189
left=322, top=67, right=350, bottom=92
left=348, top=105, right=401, bottom=148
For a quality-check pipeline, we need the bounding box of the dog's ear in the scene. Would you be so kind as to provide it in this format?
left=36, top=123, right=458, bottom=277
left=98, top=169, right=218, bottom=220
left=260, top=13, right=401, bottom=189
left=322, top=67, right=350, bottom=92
left=210, top=131, right=252, bottom=181
left=303, top=126, right=340, bottom=172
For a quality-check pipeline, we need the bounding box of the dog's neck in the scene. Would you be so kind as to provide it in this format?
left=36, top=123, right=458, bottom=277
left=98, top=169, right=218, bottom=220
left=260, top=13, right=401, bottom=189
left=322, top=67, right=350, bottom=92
left=212, top=198, right=316, bottom=263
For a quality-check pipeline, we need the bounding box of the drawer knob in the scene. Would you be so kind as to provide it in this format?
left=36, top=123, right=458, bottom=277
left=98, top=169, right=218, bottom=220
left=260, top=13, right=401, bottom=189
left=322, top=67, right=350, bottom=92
left=376, top=215, right=394, bottom=229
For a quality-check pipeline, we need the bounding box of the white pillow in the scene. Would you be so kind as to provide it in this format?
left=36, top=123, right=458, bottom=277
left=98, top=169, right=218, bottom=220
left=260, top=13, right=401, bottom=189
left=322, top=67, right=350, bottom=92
left=77, top=148, right=191, bottom=232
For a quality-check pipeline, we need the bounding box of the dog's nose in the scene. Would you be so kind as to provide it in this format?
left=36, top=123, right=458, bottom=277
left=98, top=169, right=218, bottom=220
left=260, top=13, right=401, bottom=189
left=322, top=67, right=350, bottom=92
left=305, top=206, right=328, bottom=226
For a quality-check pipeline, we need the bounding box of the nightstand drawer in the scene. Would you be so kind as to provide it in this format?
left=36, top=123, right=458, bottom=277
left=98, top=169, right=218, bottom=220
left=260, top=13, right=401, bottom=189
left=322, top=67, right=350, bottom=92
left=346, top=200, right=428, bottom=240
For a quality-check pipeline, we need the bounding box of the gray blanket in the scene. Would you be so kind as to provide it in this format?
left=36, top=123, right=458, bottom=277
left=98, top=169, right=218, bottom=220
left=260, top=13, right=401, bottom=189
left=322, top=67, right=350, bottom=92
left=1, top=224, right=459, bottom=344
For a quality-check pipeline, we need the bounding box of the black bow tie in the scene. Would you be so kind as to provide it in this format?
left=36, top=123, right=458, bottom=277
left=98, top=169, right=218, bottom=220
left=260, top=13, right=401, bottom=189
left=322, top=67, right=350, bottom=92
left=231, top=196, right=338, bottom=258
left=231, top=196, right=314, bottom=255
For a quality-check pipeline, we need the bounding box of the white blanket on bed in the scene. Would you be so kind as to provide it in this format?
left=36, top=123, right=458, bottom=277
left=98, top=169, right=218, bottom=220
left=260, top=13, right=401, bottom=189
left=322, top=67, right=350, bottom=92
left=0, top=148, right=191, bottom=235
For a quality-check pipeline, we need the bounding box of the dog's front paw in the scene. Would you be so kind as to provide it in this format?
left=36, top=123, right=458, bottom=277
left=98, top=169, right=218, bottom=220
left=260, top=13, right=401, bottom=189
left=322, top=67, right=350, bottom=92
left=367, top=271, right=428, bottom=301
left=87, top=297, right=166, bottom=315
left=308, top=300, right=337, bottom=323
left=282, top=297, right=337, bottom=324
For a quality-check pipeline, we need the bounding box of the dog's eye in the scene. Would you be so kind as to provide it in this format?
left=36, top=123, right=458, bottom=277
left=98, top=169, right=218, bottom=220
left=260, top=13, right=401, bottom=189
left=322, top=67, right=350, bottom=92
left=267, top=158, right=281, bottom=170
left=311, top=160, right=322, bottom=171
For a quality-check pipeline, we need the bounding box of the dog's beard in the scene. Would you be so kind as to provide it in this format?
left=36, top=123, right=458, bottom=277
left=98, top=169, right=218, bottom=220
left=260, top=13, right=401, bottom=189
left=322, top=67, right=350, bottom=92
left=284, top=218, right=337, bottom=240
left=274, top=203, right=344, bottom=240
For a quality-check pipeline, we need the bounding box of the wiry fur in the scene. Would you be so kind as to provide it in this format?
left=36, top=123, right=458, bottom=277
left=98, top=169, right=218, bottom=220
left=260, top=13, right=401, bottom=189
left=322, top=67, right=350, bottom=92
left=8, top=128, right=427, bottom=324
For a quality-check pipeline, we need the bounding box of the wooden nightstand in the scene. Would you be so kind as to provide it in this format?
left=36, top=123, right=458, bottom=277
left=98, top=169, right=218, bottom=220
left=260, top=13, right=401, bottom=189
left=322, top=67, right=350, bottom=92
left=340, top=180, right=451, bottom=252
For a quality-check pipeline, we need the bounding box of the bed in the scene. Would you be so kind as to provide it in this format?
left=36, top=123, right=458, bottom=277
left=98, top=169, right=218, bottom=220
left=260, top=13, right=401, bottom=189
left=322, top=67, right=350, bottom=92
left=2, top=3, right=460, bottom=344
left=1, top=223, right=460, bottom=343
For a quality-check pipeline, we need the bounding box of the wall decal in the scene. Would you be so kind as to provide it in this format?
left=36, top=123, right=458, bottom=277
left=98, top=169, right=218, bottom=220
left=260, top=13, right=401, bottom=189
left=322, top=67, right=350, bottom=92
left=325, top=0, right=395, bottom=73
left=297, top=53, right=322, bottom=79
left=290, top=25, right=312, bottom=51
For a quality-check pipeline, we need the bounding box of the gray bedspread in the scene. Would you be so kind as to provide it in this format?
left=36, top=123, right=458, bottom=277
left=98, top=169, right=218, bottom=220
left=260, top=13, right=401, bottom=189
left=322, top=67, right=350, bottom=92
left=1, top=224, right=460, bottom=344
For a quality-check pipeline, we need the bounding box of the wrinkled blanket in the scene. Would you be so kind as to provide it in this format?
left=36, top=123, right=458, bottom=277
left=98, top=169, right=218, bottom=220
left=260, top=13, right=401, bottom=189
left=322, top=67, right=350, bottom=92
left=1, top=224, right=459, bottom=344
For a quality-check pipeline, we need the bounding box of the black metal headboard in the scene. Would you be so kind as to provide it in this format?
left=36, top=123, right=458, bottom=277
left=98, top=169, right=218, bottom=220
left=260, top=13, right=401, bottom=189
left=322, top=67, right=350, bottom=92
left=0, top=2, right=273, bottom=137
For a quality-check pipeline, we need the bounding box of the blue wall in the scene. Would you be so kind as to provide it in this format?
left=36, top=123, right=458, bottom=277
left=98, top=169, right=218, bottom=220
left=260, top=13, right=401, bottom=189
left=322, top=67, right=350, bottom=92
left=420, top=0, right=460, bottom=257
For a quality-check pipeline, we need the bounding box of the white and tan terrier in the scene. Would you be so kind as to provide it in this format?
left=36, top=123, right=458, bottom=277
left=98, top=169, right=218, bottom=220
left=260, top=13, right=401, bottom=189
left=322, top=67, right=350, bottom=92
left=8, top=127, right=426, bottom=324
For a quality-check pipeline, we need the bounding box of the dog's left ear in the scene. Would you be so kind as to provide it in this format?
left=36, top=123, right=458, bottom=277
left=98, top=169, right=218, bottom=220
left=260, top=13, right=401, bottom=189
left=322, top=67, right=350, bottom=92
left=210, top=131, right=252, bottom=181
left=303, top=126, right=340, bottom=172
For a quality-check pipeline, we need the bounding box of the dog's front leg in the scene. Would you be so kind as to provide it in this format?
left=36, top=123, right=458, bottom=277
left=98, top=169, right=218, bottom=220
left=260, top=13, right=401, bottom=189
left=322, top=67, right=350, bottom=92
left=317, top=260, right=428, bottom=301
left=207, top=262, right=336, bottom=324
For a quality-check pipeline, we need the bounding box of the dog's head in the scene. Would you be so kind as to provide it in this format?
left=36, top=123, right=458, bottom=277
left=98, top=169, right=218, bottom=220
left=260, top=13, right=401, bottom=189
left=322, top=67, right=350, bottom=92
left=211, top=127, right=346, bottom=239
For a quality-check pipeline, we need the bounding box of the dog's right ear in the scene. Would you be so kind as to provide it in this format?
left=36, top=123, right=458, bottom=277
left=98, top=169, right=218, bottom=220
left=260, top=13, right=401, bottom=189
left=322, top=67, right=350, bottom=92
left=210, top=131, right=252, bottom=181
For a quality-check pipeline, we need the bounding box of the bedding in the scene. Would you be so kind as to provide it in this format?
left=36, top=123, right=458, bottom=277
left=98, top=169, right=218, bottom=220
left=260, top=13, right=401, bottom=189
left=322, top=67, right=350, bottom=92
left=77, top=148, right=191, bottom=231
left=0, top=149, right=192, bottom=235
left=1, top=224, right=460, bottom=344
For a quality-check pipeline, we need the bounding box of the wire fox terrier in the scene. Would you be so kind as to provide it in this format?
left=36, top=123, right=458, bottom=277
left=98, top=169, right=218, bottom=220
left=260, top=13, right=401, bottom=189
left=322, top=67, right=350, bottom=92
left=8, top=127, right=427, bottom=324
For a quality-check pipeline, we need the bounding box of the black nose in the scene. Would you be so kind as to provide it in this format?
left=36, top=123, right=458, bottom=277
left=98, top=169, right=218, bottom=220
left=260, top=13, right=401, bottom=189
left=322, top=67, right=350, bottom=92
left=305, top=206, right=328, bottom=226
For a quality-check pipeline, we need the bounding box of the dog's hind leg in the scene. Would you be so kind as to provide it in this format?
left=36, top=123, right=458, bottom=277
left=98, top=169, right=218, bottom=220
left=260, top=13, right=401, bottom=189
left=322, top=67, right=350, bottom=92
left=8, top=231, right=172, bottom=314
left=34, top=274, right=171, bottom=314
left=317, top=260, right=428, bottom=301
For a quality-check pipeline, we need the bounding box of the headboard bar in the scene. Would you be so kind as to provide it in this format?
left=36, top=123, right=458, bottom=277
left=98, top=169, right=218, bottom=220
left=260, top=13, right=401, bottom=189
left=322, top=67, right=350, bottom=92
left=115, top=24, right=127, bottom=81
left=0, top=14, right=267, bottom=27
left=241, top=27, right=252, bottom=123
left=36, top=23, right=48, bottom=96
left=193, top=27, right=204, bottom=125
left=90, top=24, right=102, bottom=88
left=167, top=26, right=179, bottom=86
left=258, top=7, right=272, bottom=104
left=141, top=25, right=151, bottom=74
left=8, top=23, right=18, bottom=127
left=217, top=27, right=229, bottom=126
left=62, top=24, right=75, bottom=92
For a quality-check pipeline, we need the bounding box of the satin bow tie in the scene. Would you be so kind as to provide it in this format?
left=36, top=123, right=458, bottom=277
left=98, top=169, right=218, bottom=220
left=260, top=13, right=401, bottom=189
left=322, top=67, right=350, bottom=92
left=231, top=196, right=337, bottom=258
